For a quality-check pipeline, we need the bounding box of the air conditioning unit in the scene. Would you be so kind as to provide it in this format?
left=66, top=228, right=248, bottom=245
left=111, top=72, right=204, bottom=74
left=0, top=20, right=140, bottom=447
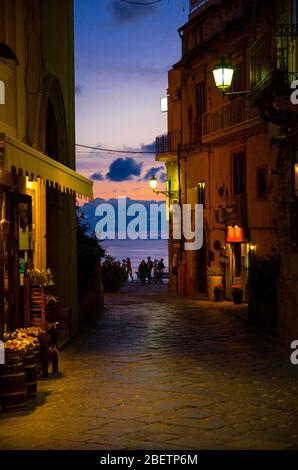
left=215, top=207, right=226, bottom=224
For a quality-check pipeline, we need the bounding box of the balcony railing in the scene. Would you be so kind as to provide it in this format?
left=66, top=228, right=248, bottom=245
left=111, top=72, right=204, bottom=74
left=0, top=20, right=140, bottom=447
left=156, top=130, right=181, bottom=155
left=250, top=24, right=298, bottom=99
left=202, top=98, right=259, bottom=138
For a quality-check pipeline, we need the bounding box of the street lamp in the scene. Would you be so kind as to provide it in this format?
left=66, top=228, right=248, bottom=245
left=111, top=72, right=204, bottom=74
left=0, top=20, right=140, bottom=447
left=212, top=57, right=250, bottom=97
left=149, top=175, right=180, bottom=201
left=149, top=175, right=158, bottom=190
left=212, top=57, right=234, bottom=91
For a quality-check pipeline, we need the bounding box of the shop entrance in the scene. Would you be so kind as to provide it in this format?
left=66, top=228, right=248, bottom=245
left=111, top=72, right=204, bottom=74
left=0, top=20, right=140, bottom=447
left=0, top=192, right=32, bottom=336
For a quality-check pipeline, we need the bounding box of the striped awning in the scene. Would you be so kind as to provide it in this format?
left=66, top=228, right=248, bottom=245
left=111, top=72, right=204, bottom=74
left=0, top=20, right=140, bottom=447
left=1, top=134, right=93, bottom=199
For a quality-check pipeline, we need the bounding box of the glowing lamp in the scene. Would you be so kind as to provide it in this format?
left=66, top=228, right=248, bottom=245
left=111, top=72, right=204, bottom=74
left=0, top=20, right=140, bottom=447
left=149, top=175, right=158, bottom=190
left=212, top=57, right=234, bottom=91
left=160, top=96, right=168, bottom=113
left=227, top=226, right=244, bottom=243
left=295, top=163, right=298, bottom=196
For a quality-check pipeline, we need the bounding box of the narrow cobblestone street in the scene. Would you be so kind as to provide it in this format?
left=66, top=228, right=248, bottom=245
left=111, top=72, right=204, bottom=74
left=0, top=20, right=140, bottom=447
left=1, top=285, right=298, bottom=450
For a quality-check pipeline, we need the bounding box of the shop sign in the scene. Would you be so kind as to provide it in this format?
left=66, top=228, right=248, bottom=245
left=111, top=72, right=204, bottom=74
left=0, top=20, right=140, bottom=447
left=226, top=226, right=245, bottom=243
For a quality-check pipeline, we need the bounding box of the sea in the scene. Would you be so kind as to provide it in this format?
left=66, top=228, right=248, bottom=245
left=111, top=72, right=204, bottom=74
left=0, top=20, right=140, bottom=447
left=101, top=239, right=168, bottom=272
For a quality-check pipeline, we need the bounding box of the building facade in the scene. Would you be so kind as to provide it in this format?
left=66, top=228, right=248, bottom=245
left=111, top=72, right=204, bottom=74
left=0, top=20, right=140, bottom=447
left=0, top=0, right=92, bottom=342
left=157, top=0, right=298, bottom=343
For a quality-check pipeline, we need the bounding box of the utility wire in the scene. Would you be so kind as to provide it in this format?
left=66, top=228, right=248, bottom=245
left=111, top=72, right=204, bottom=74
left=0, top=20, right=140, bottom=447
left=76, top=143, right=156, bottom=154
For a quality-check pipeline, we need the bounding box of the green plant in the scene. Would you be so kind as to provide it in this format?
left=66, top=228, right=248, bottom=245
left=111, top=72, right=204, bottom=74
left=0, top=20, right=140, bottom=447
left=101, top=256, right=128, bottom=293
left=77, top=208, right=105, bottom=298
left=214, top=284, right=224, bottom=291
left=248, top=252, right=280, bottom=303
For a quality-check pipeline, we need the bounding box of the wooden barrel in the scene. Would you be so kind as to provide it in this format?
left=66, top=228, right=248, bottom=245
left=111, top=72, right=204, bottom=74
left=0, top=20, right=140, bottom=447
left=0, top=356, right=27, bottom=411
left=23, top=353, right=38, bottom=398
left=33, top=349, right=42, bottom=379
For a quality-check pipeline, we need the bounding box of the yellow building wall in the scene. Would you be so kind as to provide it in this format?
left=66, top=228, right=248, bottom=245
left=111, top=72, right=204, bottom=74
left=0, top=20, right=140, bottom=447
left=0, top=0, right=79, bottom=338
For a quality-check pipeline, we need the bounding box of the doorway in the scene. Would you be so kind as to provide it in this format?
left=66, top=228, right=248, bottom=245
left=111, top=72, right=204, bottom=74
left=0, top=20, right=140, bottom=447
left=197, top=220, right=209, bottom=293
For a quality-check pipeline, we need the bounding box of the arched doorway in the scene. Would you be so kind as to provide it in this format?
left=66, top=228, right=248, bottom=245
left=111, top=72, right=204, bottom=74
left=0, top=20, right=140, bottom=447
left=39, top=73, right=68, bottom=165
left=41, top=73, right=76, bottom=340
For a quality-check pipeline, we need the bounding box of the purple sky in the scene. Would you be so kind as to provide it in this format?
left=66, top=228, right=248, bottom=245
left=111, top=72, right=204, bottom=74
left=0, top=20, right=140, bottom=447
left=74, top=0, right=187, bottom=199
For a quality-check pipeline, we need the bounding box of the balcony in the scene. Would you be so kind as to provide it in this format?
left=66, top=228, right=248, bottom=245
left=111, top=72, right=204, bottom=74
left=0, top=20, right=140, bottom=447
left=201, top=98, right=260, bottom=143
left=250, top=24, right=298, bottom=108
left=156, top=130, right=181, bottom=159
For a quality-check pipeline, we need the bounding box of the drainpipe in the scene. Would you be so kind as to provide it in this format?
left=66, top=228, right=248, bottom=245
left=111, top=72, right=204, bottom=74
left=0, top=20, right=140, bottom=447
left=178, top=74, right=184, bottom=295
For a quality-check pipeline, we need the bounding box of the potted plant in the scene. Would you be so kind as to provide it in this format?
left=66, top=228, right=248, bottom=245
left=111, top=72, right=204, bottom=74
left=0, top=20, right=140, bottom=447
left=214, top=284, right=224, bottom=302
left=207, top=266, right=223, bottom=300
left=231, top=285, right=243, bottom=304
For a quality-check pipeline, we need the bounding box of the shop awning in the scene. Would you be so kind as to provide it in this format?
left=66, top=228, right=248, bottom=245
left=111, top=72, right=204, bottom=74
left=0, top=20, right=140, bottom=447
left=1, top=134, right=93, bottom=199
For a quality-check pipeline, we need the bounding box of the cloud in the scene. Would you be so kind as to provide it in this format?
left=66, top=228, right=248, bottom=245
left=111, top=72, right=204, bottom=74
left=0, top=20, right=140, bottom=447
left=75, top=85, right=83, bottom=95
left=109, top=0, right=157, bottom=24
left=140, top=141, right=156, bottom=153
left=76, top=60, right=170, bottom=80
left=90, top=172, right=104, bottom=181
left=143, top=166, right=164, bottom=181
left=106, top=156, right=143, bottom=181
left=159, top=172, right=167, bottom=182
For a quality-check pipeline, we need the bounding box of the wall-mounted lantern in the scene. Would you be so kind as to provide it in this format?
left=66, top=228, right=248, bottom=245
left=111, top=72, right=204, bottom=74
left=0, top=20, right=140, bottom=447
left=149, top=175, right=180, bottom=201
left=212, top=57, right=250, bottom=98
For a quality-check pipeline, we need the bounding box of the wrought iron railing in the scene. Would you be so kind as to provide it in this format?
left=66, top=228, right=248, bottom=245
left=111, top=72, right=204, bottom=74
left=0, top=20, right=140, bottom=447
left=250, top=24, right=298, bottom=96
left=202, top=98, right=259, bottom=137
left=156, top=130, right=181, bottom=155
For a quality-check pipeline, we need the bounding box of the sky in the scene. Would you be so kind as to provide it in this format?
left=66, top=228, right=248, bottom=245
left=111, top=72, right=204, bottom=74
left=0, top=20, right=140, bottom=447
left=74, top=0, right=187, bottom=200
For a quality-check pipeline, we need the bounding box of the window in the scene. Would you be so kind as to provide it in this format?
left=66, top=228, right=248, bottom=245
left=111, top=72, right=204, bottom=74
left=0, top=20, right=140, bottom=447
left=198, top=181, right=205, bottom=205
left=196, top=81, right=205, bottom=137
left=256, top=168, right=267, bottom=200
left=232, top=151, right=246, bottom=195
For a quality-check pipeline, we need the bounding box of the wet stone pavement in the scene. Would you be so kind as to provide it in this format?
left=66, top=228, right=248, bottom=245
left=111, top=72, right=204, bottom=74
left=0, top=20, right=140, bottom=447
left=1, top=284, right=298, bottom=450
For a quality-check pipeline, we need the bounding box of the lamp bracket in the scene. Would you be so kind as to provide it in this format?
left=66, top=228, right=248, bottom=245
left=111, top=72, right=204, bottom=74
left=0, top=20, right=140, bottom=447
left=153, top=189, right=181, bottom=200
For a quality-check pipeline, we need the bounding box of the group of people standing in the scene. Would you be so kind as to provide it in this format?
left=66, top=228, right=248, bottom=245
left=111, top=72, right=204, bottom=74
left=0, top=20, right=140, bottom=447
left=121, top=257, right=165, bottom=284
left=138, top=257, right=165, bottom=285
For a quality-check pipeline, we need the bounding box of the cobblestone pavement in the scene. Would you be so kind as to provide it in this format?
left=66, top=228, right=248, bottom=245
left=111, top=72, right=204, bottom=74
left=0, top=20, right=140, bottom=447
left=1, top=284, right=298, bottom=450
